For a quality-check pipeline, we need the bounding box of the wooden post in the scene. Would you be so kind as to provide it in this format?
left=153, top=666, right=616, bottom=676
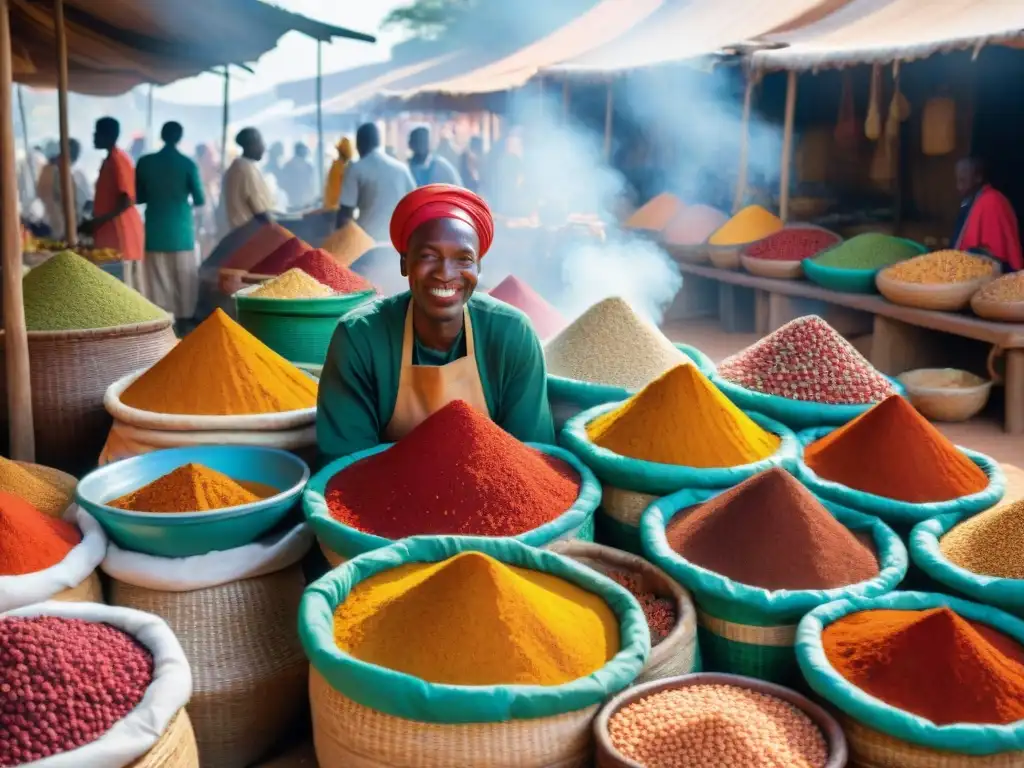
left=779, top=70, right=798, bottom=222
left=892, top=60, right=903, bottom=232
left=603, top=79, right=613, bottom=161
left=54, top=0, right=76, bottom=245
left=1, top=0, right=36, bottom=460
left=16, top=84, right=35, bottom=198
left=733, top=70, right=756, bottom=213
left=220, top=65, right=229, bottom=174
left=316, top=39, right=324, bottom=192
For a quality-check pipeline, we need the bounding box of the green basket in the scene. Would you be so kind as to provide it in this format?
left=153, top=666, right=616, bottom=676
left=801, top=237, right=926, bottom=294
left=235, top=288, right=375, bottom=366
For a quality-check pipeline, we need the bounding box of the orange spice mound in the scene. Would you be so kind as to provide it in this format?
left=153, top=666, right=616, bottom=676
left=109, top=463, right=259, bottom=513
left=0, top=491, right=81, bottom=575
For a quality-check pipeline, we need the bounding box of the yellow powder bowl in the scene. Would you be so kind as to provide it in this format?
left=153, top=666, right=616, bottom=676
left=707, top=205, right=785, bottom=270
left=300, top=538, right=651, bottom=768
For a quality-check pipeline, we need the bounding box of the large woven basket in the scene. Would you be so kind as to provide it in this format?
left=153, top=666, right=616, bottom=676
left=876, top=271, right=995, bottom=311
left=110, top=566, right=309, bottom=768
left=51, top=569, right=104, bottom=603
left=128, top=710, right=201, bottom=768
left=0, top=318, right=177, bottom=473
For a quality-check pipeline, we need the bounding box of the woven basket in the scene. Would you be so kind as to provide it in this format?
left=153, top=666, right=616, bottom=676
left=740, top=254, right=805, bottom=279
left=839, top=715, right=1024, bottom=767
left=110, top=566, right=309, bottom=768
left=971, top=295, right=1024, bottom=323
left=548, top=540, right=699, bottom=683
left=51, top=569, right=104, bottom=603
left=595, top=486, right=658, bottom=554
left=0, top=318, right=177, bottom=473
left=897, top=368, right=992, bottom=423
left=708, top=245, right=742, bottom=270
left=876, top=271, right=995, bottom=311
left=310, top=669, right=596, bottom=768
left=127, top=710, right=201, bottom=768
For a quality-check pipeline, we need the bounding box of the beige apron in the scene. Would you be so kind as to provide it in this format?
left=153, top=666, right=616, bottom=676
left=384, top=304, right=489, bottom=441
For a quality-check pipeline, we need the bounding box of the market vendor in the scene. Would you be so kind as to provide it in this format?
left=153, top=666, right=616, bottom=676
left=953, top=156, right=1022, bottom=272
left=317, top=184, right=555, bottom=459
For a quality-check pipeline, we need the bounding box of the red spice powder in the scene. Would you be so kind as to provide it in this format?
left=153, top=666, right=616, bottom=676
left=665, top=468, right=878, bottom=590
left=745, top=227, right=839, bottom=261
left=823, top=607, right=1024, bottom=725
left=804, top=394, right=990, bottom=503
left=606, top=569, right=676, bottom=645
left=0, top=491, right=81, bottom=575
left=222, top=222, right=293, bottom=272
left=326, top=400, right=580, bottom=537
left=250, top=236, right=310, bottom=276
left=292, top=248, right=374, bottom=294
left=489, top=275, right=566, bottom=340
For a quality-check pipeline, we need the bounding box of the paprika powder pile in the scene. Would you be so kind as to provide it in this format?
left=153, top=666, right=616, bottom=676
left=333, top=551, right=619, bottom=686
left=804, top=394, right=989, bottom=503
left=291, top=248, right=374, bottom=294
left=489, top=275, right=566, bottom=340
left=823, top=607, right=1024, bottom=725
left=108, top=463, right=262, bottom=513
left=249, top=236, right=310, bottom=276
left=587, top=363, right=780, bottom=468
left=326, top=400, right=580, bottom=538
left=666, top=468, right=878, bottom=590
left=0, top=491, right=81, bottom=575
left=120, top=308, right=318, bottom=415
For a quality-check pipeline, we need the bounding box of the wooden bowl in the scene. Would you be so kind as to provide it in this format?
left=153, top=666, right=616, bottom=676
left=740, top=254, right=804, bottom=280
left=897, top=368, right=993, bottom=423
left=594, top=673, right=848, bottom=768
left=665, top=243, right=710, bottom=265
left=876, top=271, right=995, bottom=312
left=970, top=293, right=1024, bottom=323
left=708, top=245, right=742, bottom=270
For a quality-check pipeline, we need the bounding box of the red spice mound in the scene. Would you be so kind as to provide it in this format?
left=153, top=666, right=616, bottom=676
left=0, top=491, right=81, bottom=575
left=824, top=607, right=1024, bottom=725
left=805, top=394, right=990, bottom=503
left=292, top=248, right=374, bottom=294
left=326, top=400, right=580, bottom=537
left=0, top=617, right=153, bottom=764
left=223, top=222, right=293, bottom=271
left=606, top=569, right=676, bottom=645
left=745, top=227, right=839, bottom=261
left=666, top=468, right=878, bottom=590
left=250, top=236, right=310, bottom=276
left=489, top=275, right=566, bottom=340
left=718, top=315, right=896, bottom=405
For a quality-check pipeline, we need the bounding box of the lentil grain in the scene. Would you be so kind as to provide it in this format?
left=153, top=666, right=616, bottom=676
left=974, top=272, right=1024, bottom=303
left=883, top=249, right=998, bottom=284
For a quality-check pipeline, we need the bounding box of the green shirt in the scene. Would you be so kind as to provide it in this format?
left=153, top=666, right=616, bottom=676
left=317, top=291, right=555, bottom=459
left=136, top=146, right=205, bottom=253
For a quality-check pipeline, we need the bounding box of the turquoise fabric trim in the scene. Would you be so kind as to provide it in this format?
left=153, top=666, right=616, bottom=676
left=797, top=591, right=1024, bottom=755
left=560, top=406, right=800, bottom=496
left=303, top=442, right=601, bottom=560
left=795, top=427, right=1005, bottom=525
left=298, top=536, right=650, bottom=723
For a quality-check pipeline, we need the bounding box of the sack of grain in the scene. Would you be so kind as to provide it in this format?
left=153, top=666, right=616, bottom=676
left=0, top=505, right=107, bottom=611
left=1, top=601, right=197, bottom=767
left=104, top=523, right=313, bottom=768
left=301, top=537, right=649, bottom=768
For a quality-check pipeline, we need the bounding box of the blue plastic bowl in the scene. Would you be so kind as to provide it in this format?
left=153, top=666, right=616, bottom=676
left=802, top=238, right=927, bottom=294
left=76, top=445, right=310, bottom=557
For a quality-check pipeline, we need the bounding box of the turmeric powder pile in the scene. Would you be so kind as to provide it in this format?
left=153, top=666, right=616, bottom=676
left=587, top=363, right=781, bottom=467
left=120, top=308, right=317, bottom=415
left=708, top=205, right=783, bottom=246
left=333, top=552, right=619, bottom=686
left=108, top=463, right=267, bottom=513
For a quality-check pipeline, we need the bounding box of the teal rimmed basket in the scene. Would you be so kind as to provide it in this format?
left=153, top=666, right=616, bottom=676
left=301, top=536, right=650, bottom=765
left=546, top=343, right=716, bottom=430
left=303, top=442, right=601, bottom=566
left=797, top=591, right=1024, bottom=764
left=641, top=487, right=907, bottom=685
left=801, top=236, right=927, bottom=294
left=235, top=286, right=375, bottom=366
left=561, top=406, right=799, bottom=553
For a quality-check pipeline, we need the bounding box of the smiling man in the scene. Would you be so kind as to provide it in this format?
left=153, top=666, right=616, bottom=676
left=317, top=184, right=554, bottom=459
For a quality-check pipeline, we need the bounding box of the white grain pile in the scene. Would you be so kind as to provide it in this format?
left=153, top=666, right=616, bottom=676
left=545, top=297, right=685, bottom=389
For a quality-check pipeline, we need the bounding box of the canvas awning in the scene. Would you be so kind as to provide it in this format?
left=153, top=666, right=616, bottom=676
left=10, top=0, right=375, bottom=95
left=752, top=0, right=1024, bottom=71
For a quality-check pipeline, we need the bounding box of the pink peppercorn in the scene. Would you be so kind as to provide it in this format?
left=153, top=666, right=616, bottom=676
left=606, top=569, right=677, bottom=645
left=0, top=617, right=153, bottom=766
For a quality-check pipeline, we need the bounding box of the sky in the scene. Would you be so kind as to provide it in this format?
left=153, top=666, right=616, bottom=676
left=153, top=0, right=408, bottom=105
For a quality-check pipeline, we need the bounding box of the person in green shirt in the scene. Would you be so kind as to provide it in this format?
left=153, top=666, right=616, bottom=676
left=318, top=183, right=555, bottom=460
left=136, top=121, right=206, bottom=322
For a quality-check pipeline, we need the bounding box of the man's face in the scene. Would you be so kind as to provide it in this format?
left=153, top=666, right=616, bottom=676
left=401, top=218, right=480, bottom=324
left=409, top=130, right=430, bottom=157
left=956, top=161, right=980, bottom=198
left=251, top=134, right=266, bottom=162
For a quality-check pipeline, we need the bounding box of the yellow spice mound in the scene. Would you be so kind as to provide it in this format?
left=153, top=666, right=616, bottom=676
left=940, top=500, right=1024, bottom=579
left=587, top=363, right=781, bottom=467
left=251, top=268, right=333, bottom=299
left=121, top=308, right=318, bottom=415
left=624, top=193, right=685, bottom=231
left=883, top=250, right=998, bottom=285
left=334, top=551, right=619, bottom=686
left=708, top=204, right=783, bottom=246
left=109, top=463, right=260, bottom=513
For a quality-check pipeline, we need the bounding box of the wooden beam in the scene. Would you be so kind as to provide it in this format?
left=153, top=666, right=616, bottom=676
left=779, top=70, right=798, bottom=222
left=733, top=70, right=756, bottom=214
left=54, top=0, right=76, bottom=245
left=603, top=79, right=613, bottom=161
left=1, top=0, right=36, bottom=460
left=316, top=39, right=324, bottom=193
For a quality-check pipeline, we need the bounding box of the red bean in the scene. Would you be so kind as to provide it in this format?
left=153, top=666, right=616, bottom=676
left=0, top=617, right=153, bottom=766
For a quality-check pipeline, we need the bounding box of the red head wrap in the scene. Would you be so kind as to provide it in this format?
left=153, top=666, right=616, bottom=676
left=389, top=184, right=494, bottom=258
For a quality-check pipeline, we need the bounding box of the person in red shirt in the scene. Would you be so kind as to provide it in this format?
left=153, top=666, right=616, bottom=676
left=79, top=117, right=146, bottom=293
left=953, top=156, right=1023, bottom=272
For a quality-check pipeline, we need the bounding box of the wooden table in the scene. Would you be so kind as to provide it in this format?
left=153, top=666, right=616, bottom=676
left=671, top=263, right=1024, bottom=434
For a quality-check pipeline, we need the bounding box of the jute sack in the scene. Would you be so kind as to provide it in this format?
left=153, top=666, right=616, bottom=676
left=3, top=601, right=196, bottom=767
left=548, top=540, right=699, bottom=683
left=105, top=523, right=314, bottom=768
left=0, top=505, right=106, bottom=611
left=302, top=537, right=651, bottom=768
